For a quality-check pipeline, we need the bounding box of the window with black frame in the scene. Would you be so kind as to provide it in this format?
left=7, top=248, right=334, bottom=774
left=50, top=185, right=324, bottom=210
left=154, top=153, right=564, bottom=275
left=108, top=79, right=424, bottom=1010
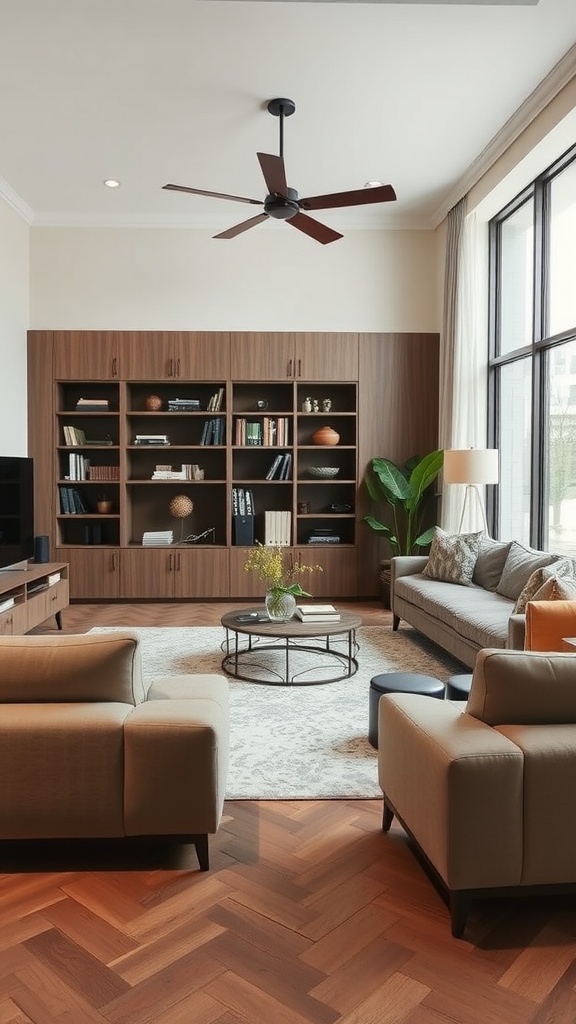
left=488, top=143, right=576, bottom=558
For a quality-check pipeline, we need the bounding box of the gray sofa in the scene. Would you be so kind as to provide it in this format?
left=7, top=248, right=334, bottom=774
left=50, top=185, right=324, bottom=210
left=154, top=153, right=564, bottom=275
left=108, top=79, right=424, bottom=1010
left=391, top=538, right=564, bottom=668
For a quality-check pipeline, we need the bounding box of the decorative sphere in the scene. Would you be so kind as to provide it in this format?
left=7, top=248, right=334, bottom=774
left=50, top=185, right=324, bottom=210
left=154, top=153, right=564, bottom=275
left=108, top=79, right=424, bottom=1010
left=168, top=495, right=194, bottom=519
left=144, top=394, right=163, bottom=411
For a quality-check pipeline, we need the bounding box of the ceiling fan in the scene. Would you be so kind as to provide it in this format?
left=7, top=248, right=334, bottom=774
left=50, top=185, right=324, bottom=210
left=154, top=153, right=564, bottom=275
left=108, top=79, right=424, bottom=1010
left=163, top=98, right=397, bottom=244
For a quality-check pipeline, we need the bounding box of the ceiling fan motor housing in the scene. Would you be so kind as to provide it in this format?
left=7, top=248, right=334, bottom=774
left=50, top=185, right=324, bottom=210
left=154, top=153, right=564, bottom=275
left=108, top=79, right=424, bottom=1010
left=264, top=187, right=299, bottom=220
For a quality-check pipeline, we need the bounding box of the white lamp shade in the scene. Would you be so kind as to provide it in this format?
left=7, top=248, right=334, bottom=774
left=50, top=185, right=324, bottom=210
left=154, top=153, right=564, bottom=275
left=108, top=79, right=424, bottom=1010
left=443, top=449, right=499, bottom=485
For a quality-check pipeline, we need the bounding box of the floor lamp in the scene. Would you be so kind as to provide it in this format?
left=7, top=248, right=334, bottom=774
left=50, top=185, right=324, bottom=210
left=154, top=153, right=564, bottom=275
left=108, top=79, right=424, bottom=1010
left=443, top=449, right=499, bottom=534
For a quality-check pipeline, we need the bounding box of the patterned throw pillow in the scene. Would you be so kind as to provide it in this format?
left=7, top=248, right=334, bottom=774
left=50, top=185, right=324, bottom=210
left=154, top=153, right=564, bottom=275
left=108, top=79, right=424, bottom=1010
left=513, top=558, right=576, bottom=614
left=423, top=527, right=484, bottom=586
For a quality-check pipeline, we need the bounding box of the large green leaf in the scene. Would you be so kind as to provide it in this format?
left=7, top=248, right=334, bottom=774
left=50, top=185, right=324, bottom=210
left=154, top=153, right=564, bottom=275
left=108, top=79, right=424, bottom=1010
left=370, top=458, right=410, bottom=502
left=406, top=450, right=444, bottom=513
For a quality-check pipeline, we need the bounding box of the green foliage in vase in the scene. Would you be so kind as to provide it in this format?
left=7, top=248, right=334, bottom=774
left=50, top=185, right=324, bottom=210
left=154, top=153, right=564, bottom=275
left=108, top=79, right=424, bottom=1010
left=363, top=450, right=444, bottom=556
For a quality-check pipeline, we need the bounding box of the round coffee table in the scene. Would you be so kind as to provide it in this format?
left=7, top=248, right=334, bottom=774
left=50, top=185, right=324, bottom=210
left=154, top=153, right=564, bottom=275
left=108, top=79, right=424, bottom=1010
left=220, top=607, right=362, bottom=685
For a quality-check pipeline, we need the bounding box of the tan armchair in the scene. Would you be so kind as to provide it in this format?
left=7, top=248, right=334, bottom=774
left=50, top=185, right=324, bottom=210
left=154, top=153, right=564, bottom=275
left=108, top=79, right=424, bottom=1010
left=0, top=632, right=229, bottom=870
left=378, top=648, right=576, bottom=936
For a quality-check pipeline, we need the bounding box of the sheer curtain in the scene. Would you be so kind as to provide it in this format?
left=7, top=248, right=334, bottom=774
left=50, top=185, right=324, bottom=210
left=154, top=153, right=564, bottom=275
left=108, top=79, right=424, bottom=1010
left=439, top=201, right=489, bottom=533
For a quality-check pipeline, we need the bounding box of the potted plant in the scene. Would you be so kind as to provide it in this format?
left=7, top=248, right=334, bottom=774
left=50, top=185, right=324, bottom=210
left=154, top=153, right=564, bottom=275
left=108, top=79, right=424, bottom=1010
left=363, top=450, right=444, bottom=606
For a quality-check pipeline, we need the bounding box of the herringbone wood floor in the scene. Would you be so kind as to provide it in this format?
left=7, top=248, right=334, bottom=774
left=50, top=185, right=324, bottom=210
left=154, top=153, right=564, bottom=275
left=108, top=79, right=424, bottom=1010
left=5, top=600, right=575, bottom=1023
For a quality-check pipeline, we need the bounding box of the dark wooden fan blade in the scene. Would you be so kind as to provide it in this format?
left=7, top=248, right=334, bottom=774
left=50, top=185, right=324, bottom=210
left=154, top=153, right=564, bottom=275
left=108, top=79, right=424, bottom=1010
left=257, top=153, right=288, bottom=196
left=214, top=213, right=269, bottom=239
left=163, top=183, right=261, bottom=205
left=288, top=212, right=343, bottom=245
left=298, top=183, right=397, bottom=211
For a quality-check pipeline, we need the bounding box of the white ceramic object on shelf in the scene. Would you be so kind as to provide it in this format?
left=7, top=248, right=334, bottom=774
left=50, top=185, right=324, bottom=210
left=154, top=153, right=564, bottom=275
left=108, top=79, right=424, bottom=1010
left=308, top=467, right=340, bottom=478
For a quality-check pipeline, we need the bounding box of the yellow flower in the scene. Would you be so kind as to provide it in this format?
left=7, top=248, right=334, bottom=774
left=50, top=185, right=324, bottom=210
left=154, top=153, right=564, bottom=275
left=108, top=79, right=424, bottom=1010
left=244, top=543, right=322, bottom=596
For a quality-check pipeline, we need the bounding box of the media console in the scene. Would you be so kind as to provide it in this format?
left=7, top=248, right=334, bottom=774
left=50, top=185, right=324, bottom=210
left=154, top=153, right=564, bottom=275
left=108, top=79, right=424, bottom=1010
left=0, top=562, right=69, bottom=635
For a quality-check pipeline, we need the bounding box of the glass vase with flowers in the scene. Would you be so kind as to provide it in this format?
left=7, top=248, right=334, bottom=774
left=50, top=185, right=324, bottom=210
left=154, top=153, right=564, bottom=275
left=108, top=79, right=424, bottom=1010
left=244, top=543, right=323, bottom=621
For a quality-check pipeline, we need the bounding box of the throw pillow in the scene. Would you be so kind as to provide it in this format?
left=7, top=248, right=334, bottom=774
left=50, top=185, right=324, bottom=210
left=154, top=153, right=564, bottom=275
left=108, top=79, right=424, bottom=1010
left=472, top=538, right=512, bottom=591
left=423, top=527, right=484, bottom=585
left=496, top=542, right=558, bottom=601
left=513, top=558, right=576, bottom=614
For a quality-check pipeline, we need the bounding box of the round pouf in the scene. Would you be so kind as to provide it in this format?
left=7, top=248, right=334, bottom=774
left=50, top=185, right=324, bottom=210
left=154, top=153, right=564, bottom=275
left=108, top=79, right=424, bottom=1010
left=369, top=672, right=445, bottom=749
left=447, top=673, right=473, bottom=701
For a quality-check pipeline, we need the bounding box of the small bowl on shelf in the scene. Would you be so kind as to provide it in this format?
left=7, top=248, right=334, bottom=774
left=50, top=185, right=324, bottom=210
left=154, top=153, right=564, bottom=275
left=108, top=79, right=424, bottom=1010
left=308, top=466, right=340, bottom=478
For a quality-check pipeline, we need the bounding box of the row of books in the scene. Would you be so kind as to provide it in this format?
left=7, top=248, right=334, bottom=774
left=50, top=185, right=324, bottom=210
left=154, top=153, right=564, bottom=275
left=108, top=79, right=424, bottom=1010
left=67, top=452, right=90, bottom=480
left=58, top=486, right=90, bottom=514
left=88, top=465, right=119, bottom=481
left=200, top=418, right=224, bottom=445
left=234, top=417, right=290, bottom=446
left=264, top=510, right=291, bottom=547
left=231, top=487, right=254, bottom=517
left=207, top=388, right=225, bottom=411
left=62, top=425, right=113, bottom=446
left=295, top=604, right=341, bottom=623
left=265, top=452, right=292, bottom=480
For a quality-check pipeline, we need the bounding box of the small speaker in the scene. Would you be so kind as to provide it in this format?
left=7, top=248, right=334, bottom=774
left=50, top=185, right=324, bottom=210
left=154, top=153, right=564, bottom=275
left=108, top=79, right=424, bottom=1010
left=34, top=535, right=50, bottom=564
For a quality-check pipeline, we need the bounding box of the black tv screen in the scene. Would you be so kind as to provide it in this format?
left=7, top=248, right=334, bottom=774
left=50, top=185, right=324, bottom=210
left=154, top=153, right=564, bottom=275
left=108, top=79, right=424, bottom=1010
left=0, top=456, right=34, bottom=570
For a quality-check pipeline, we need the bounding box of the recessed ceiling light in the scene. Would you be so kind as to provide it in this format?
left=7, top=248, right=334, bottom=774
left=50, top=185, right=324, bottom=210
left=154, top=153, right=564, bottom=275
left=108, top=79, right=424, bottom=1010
left=364, top=181, right=384, bottom=188
left=103, top=179, right=121, bottom=188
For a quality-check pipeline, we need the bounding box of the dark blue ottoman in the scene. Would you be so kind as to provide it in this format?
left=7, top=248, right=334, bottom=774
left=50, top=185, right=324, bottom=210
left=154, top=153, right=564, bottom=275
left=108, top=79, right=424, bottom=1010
left=447, top=673, right=473, bottom=701
left=369, top=672, right=445, bottom=749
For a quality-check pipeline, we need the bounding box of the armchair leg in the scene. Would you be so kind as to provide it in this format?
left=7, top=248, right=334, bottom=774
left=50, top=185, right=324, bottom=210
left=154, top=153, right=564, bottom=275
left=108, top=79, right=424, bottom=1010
left=382, top=800, right=394, bottom=832
left=193, top=834, right=209, bottom=871
left=449, top=890, right=471, bottom=938
left=392, top=614, right=400, bottom=631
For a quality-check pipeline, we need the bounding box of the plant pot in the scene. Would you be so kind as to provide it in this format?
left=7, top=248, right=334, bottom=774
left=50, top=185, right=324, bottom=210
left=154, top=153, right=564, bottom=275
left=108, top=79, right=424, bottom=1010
left=312, top=425, right=340, bottom=446
left=97, top=500, right=113, bottom=514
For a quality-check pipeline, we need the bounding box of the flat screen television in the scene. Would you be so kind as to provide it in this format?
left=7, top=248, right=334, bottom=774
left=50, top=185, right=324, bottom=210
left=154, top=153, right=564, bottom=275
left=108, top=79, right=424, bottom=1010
left=0, top=456, right=35, bottom=570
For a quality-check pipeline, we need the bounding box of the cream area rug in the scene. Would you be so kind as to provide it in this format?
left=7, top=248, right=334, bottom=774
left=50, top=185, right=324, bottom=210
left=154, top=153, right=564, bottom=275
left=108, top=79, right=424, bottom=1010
left=89, top=625, right=464, bottom=800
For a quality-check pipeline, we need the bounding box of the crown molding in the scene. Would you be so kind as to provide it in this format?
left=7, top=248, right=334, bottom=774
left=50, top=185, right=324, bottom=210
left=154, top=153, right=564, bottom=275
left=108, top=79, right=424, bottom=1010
left=431, top=43, right=576, bottom=228
left=0, top=175, right=33, bottom=223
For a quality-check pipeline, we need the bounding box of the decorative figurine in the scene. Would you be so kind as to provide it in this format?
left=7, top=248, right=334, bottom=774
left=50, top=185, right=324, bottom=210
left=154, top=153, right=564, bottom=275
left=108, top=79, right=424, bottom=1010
left=312, top=399, right=319, bottom=412
left=302, top=397, right=312, bottom=413
left=322, top=398, right=332, bottom=412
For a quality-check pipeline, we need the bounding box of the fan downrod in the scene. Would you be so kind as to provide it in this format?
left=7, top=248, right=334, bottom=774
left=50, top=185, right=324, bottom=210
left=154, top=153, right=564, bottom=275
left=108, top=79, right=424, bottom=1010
left=267, top=98, right=296, bottom=118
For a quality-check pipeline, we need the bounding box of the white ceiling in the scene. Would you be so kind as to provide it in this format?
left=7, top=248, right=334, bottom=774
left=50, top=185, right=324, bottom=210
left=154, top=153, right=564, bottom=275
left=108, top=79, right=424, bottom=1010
left=1, top=0, right=576, bottom=233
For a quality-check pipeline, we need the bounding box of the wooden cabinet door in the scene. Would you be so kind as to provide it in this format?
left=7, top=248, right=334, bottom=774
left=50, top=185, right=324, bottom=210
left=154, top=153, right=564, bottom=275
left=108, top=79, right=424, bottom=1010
left=119, top=548, right=174, bottom=598
left=122, top=332, right=230, bottom=380
left=60, top=548, right=120, bottom=600
left=231, top=333, right=294, bottom=381
left=229, top=547, right=265, bottom=599
left=54, top=332, right=122, bottom=380
left=176, top=333, right=230, bottom=380
left=174, top=548, right=230, bottom=598
left=295, top=333, right=358, bottom=381
left=295, top=547, right=358, bottom=598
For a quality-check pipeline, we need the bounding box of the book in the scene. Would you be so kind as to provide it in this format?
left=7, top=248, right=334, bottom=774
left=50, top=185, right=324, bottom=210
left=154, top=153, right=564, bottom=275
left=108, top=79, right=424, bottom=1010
left=295, top=609, right=341, bottom=622
left=297, top=604, right=338, bottom=615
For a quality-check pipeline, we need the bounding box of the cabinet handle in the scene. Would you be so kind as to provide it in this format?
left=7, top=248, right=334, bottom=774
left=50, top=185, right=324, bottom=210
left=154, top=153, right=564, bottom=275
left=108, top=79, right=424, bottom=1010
left=168, top=358, right=173, bottom=377
left=168, top=552, right=173, bottom=572
left=177, top=553, right=181, bottom=572
left=287, top=358, right=293, bottom=377
left=176, top=358, right=181, bottom=378
left=111, top=357, right=118, bottom=377
left=297, top=359, right=301, bottom=377
left=112, top=552, right=117, bottom=572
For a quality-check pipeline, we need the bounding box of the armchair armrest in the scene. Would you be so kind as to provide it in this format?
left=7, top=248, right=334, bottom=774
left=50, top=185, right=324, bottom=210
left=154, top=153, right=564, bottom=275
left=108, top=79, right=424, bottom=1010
left=378, top=693, right=524, bottom=891
left=508, top=613, right=526, bottom=650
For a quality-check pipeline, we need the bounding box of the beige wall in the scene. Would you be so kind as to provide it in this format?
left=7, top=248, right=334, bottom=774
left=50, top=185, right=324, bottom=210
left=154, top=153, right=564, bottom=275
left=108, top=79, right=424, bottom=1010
left=0, top=200, right=29, bottom=456
left=29, top=226, right=438, bottom=333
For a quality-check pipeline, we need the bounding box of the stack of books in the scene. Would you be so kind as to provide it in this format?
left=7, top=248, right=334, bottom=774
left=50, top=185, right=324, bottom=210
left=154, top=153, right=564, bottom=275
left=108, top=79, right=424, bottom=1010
left=168, top=398, right=201, bottom=412
left=134, top=434, right=170, bottom=446
left=75, top=398, right=109, bottom=412
left=142, top=530, right=174, bottom=546
left=295, top=604, right=341, bottom=623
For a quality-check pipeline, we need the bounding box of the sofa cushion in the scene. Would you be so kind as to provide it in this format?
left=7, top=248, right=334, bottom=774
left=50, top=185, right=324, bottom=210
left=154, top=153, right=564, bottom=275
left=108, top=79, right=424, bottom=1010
left=394, top=574, right=515, bottom=648
left=514, top=558, right=576, bottom=613
left=472, top=538, right=512, bottom=591
left=468, top=648, right=576, bottom=725
left=496, top=542, right=557, bottom=601
left=423, top=527, right=484, bottom=585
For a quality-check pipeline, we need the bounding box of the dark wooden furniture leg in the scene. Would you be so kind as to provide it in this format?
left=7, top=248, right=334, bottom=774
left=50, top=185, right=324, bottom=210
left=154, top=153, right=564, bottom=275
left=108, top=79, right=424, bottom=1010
left=392, top=614, right=400, bottom=631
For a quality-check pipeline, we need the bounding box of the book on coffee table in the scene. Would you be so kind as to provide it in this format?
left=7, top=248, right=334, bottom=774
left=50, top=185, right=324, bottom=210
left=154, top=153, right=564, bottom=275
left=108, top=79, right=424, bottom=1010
left=296, top=604, right=340, bottom=622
